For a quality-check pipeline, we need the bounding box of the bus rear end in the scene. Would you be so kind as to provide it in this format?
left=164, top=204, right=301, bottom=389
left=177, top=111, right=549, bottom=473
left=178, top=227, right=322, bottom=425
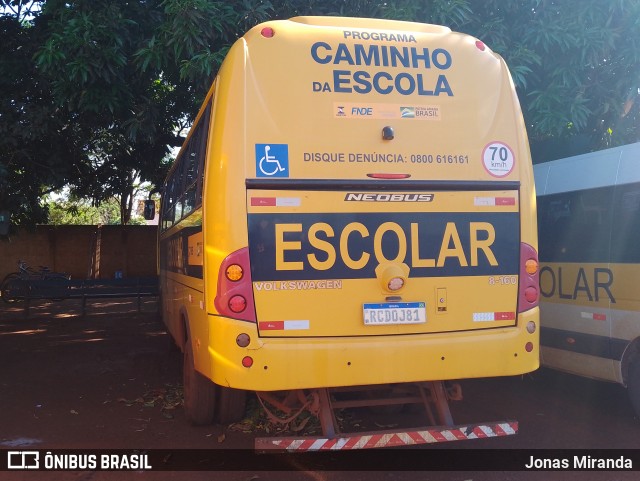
left=201, top=17, right=538, bottom=446
left=208, top=16, right=538, bottom=390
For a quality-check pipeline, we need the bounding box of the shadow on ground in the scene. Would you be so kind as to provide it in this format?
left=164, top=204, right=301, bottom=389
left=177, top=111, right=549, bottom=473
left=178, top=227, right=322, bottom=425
left=0, top=298, right=246, bottom=450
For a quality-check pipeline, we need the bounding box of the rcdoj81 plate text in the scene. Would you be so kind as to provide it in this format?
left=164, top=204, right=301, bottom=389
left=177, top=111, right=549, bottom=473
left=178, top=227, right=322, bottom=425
left=363, top=302, right=426, bottom=325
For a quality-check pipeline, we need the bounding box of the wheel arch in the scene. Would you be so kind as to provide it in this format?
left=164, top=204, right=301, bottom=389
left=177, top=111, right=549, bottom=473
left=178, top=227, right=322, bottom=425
left=621, top=337, right=640, bottom=387
left=177, top=304, right=190, bottom=351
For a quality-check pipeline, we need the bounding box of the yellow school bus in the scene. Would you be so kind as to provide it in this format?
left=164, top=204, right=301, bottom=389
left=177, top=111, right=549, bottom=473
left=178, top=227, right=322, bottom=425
left=154, top=16, right=539, bottom=448
left=535, top=142, right=640, bottom=417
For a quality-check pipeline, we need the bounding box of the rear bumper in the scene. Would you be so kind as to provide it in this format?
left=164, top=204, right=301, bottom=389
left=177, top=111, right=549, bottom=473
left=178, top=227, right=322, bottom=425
left=208, top=308, right=539, bottom=391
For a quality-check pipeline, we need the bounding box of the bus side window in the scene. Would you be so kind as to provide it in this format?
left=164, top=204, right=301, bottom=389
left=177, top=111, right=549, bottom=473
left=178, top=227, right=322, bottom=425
left=538, top=186, right=614, bottom=263
left=574, top=188, right=613, bottom=262
left=612, top=183, right=640, bottom=263
left=160, top=102, right=211, bottom=231
left=538, top=197, right=567, bottom=262
left=162, top=174, right=179, bottom=231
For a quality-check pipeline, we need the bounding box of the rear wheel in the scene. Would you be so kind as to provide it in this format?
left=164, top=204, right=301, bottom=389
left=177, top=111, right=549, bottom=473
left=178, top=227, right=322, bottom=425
left=183, top=339, right=217, bottom=425
left=166, top=332, right=179, bottom=352
left=0, top=273, right=20, bottom=303
left=216, top=387, right=247, bottom=424
left=628, top=358, right=640, bottom=418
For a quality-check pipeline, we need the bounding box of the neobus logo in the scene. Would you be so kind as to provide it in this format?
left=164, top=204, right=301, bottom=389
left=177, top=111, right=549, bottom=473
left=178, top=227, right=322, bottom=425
left=344, top=193, right=434, bottom=202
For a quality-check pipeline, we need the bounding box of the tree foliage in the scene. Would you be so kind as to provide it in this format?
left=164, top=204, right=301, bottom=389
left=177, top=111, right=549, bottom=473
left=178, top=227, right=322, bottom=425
left=1, top=0, right=639, bottom=227
left=46, top=195, right=141, bottom=226
left=0, top=7, right=88, bottom=226
left=463, top=0, right=640, bottom=161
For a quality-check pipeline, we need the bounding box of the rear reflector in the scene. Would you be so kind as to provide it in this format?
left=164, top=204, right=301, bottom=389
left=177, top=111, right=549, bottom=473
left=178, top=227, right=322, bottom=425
left=242, top=356, right=254, bottom=368
left=236, top=333, right=251, bottom=347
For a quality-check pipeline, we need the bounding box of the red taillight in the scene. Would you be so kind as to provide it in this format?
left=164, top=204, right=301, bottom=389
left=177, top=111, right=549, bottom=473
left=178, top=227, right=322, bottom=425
left=518, top=243, right=539, bottom=313
left=229, top=295, right=247, bottom=313
left=214, top=247, right=256, bottom=322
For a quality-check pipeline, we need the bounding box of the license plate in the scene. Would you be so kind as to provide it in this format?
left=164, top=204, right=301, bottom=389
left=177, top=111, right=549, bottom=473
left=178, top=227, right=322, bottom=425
left=363, top=302, right=426, bottom=325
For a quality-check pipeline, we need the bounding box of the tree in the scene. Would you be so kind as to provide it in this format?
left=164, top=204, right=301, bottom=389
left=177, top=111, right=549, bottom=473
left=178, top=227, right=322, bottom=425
left=0, top=0, right=40, bottom=21
left=1, top=0, right=273, bottom=227
left=33, top=0, right=275, bottom=224
left=0, top=4, right=90, bottom=228
left=274, top=0, right=640, bottom=160
left=461, top=0, right=640, bottom=161
left=2, top=0, right=639, bottom=228
left=47, top=195, right=122, bottom=225
left=32, top=1, right=177, bottom=224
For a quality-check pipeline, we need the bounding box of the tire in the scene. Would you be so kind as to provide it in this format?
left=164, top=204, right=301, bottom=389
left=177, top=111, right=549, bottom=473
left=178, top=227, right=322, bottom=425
left=628, top=358, right=640, bottom=418
left=183, top=339, right=217, bottom=425
left=165, top=330, right=180, bottom=353
left=1, top=273, right=20, bottom=304
left=216, top=387, right=247, bottom=424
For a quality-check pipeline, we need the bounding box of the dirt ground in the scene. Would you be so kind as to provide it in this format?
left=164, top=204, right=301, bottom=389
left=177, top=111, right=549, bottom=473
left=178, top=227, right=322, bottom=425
left=0, top=298, right=251, bottom=450
left=0, top=299, right=505, bottom=481
left=2, top=298, right=639, bottom=481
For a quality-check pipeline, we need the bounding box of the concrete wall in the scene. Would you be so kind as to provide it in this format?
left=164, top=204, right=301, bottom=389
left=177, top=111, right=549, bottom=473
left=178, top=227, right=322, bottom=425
left=0, top=225, right=158, bottom=281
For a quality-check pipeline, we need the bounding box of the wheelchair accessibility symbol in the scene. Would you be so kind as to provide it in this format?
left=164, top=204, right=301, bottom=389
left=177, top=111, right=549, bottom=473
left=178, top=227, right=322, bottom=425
left=256, top=144, right=289, bottom=177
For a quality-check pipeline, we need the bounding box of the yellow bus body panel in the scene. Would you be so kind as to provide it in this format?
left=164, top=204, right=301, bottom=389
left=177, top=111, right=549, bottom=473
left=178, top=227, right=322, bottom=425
left=539, top=262, right=640, bottom=384
left=208, top=310, right=539, bottom=391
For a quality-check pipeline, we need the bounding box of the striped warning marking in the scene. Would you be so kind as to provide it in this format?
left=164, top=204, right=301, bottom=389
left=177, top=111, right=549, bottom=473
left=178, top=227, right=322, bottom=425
left=259, top=320, right=310, bottom=331
left=580, top=311, right=607, bottom=321
left=255, top=422, right=518, bottom=451
left=473, top=312, right=516, bottom=322
left=474, top=197, right=517, bottom=206
left=251, top=197, right=301, bottom=207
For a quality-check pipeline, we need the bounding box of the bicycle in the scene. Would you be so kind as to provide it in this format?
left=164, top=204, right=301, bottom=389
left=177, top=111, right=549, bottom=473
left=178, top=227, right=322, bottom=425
left=1, top=260, right=70, bottom=303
